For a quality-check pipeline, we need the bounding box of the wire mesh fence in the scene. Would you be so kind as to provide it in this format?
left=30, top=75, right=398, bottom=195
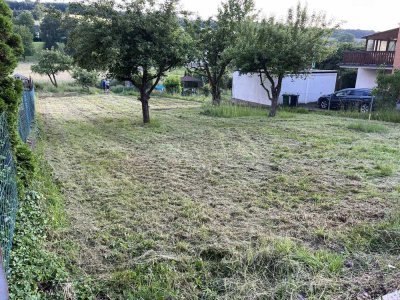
left=18, top=88, right=35, bottom=143
left=0, top=113, right=19, bottom=272
left=0, top=87, right=35, bottom=272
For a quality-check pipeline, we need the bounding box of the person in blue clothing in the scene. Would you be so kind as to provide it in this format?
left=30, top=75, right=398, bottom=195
left=105, top=79, right=110, bottom=94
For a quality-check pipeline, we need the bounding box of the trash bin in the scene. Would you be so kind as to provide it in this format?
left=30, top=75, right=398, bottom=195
left=289, top=95, right=299, bottom=107
left=283, top=94, right=290, bottom=107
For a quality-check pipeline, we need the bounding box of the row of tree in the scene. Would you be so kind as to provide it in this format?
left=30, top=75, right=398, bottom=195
left=11, top=8, right=67, bottom=59
left=63, top=0, right=334, bottom=122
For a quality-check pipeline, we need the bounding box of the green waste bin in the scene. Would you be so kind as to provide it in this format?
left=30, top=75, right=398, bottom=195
left=289, top=95, right=299, bottom=107
left=283, top=94, right=290, bottom=106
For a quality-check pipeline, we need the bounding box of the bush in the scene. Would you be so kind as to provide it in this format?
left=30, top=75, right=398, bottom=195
left=201, top=84, right=211, bottom=96
left=373, top=70, right=400, bottom=110
left=110, top=85, right=137, bottom=95
left=72, top=68, right=98, bottom=91
left=164, top=75, right=182, bottom=94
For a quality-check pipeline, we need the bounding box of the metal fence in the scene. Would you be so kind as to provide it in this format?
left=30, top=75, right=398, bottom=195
left=0, top=88, right=35, bottom=271
left=18, top=88, right=35, bottom=143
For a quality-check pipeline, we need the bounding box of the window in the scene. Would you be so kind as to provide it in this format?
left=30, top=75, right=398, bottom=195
left=363, top=91, right=372, bottom=96
left=366, top=39, right=375, bottom=51
left=336, top=91, right=349, bottom=97
left=378, top=41, right=388, bottom=51
left=388, top=41, right=396, bottom=51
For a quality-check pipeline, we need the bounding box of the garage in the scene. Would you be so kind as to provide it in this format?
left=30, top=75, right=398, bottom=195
left=232, top=70, right=338, bottom=106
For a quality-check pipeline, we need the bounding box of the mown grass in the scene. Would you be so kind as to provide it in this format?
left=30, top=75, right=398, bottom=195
left=35, top=94, right=400, bottom=299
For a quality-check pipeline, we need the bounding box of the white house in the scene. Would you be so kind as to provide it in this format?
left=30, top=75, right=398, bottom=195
left=232, top=70, right=338, bottom=106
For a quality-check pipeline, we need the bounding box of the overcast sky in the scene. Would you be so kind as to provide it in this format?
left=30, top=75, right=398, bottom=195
left=180, top=0, right=400, bottom=31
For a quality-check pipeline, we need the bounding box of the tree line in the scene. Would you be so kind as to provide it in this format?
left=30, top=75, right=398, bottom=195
left=6, top=0, right=338, bottom=123
left=61, top=0, right=334, bottom=122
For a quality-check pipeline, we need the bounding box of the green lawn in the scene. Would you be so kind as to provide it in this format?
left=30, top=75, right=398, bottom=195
left=36, top=94, right=399, bottom=299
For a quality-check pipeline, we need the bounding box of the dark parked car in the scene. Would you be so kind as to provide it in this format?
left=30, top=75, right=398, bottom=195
left=318, top=88, right=373, bottom=112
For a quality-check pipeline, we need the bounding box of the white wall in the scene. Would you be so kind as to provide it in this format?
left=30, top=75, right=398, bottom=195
left=232, top=73, right=272, bottom=106
left=355, top=68, right=378, bottom=89
left=232, top=71, right=337, bottom=105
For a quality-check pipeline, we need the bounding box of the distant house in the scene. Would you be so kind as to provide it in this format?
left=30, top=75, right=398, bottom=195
left=181, top=76, right=203, bottom=89
left=340, top=25, right=400, bottom=89
left=232, top=70, right=338, bottom=106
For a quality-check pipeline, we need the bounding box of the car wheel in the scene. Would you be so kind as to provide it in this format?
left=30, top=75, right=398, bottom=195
left=360, top=103, right=370, bottom=113
left=320, top=99, right=329, bottom=109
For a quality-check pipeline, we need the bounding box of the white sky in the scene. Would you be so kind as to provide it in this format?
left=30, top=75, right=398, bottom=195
left=180, top=0, right=400, bottom=31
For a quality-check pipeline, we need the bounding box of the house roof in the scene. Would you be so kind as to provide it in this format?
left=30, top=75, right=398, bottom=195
left=363, top=28, right=399, bottom=40
left=181, top=76, right=202, bottom=82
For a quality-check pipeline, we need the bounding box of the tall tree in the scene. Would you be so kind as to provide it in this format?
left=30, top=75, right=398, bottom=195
left=14, top=10, right=35, bottom=36
left=40, top=10, right=67, bottom=49
left=234, top=4, right=334, bottom=117
left=188, top=0, right=255, bottom=105
left=32, top=2, right=45, bottom=20
left=14, top=25, right=35, bottom=60
left=68, top=0, right=191, bottom=123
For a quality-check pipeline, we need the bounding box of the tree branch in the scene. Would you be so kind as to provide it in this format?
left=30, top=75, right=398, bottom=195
left=147, top=74, right=162, bottom=96
left=258, top=71, right=272, bottom=100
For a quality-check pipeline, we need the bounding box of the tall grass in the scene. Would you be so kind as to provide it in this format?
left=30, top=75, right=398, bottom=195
left=35, top=81, right=99, bottom=94
left=202, top=103, right=268, bottom=118
left=318, top=109, right=400, bottom=123
left=347, top=122, right=388, bottom=133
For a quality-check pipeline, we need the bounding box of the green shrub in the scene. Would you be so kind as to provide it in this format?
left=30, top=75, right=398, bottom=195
left=0, top=0, right=34, bottom=191
left=8, top=191, right=69, bottom=298
left=373, top=70, right=400, bottom=110
left=72, top=67, right=98, bottom=91
left=110, top=85, right=138, bottom=96
left=164, top=75, right=182, bottom=94
left=201, top=83, right=211, bottom=96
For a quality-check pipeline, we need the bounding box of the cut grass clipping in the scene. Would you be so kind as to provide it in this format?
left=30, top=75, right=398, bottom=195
left=34, top=94, right=400, bottom=299
left=347, top=122, right=388, bottom=133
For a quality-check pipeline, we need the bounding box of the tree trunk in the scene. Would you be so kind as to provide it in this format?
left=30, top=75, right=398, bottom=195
left=47, top=74, right=55, bottom=87
left=140, top=93, right=150, bottom=124
left=211, top=84, right=221, bottom=106
left=53, top=74, right=58, bottom=88
left=269, top=97, right=279, bottom=117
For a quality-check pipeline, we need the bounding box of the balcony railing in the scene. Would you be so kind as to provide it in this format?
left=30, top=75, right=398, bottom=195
left=342, top=51, right=395, bottom=67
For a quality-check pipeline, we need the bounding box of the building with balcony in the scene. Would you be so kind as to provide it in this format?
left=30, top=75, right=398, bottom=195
left=340, top=26, right=400, bottom=89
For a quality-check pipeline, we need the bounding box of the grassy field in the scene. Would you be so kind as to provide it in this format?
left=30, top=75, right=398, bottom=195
left=14, top=62, right=73, bottom=83
left=37, top=94, right=399, bottom=299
